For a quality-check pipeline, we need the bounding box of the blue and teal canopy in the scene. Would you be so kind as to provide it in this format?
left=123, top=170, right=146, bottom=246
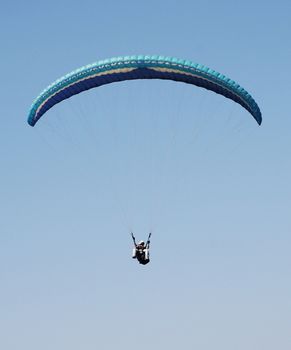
left=27, top=55, right=262, bottom=126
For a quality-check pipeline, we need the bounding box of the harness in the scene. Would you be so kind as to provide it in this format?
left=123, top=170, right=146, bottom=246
left=131, top=232, right=151, bottom=265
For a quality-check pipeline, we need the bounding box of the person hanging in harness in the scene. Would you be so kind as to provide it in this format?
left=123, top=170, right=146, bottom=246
left=131, top=232, right=151, bottom=265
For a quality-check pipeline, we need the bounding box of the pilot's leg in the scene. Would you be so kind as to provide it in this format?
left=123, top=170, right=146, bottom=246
left=132, top=248, right=136, bottom=258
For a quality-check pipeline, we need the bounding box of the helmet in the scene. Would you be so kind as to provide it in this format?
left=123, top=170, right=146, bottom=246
left=138, top=240, right=145, bottom=245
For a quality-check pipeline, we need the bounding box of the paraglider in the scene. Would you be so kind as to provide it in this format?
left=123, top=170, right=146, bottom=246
left=27, top=55, right=262, bottom=127
left=27, top=55, right=262, bottom=266
left=131, top=232, right=151, bottom=265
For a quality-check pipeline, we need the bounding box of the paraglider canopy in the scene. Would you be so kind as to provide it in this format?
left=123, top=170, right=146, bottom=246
left=27, top=55, right=262, bottom=126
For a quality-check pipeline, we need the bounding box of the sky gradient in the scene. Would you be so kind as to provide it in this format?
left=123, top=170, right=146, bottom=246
left=1, top=1, right=291, bottom=349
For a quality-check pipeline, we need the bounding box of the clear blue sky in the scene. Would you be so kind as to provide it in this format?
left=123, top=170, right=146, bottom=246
left=1, top=1, right=291, bottom=349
